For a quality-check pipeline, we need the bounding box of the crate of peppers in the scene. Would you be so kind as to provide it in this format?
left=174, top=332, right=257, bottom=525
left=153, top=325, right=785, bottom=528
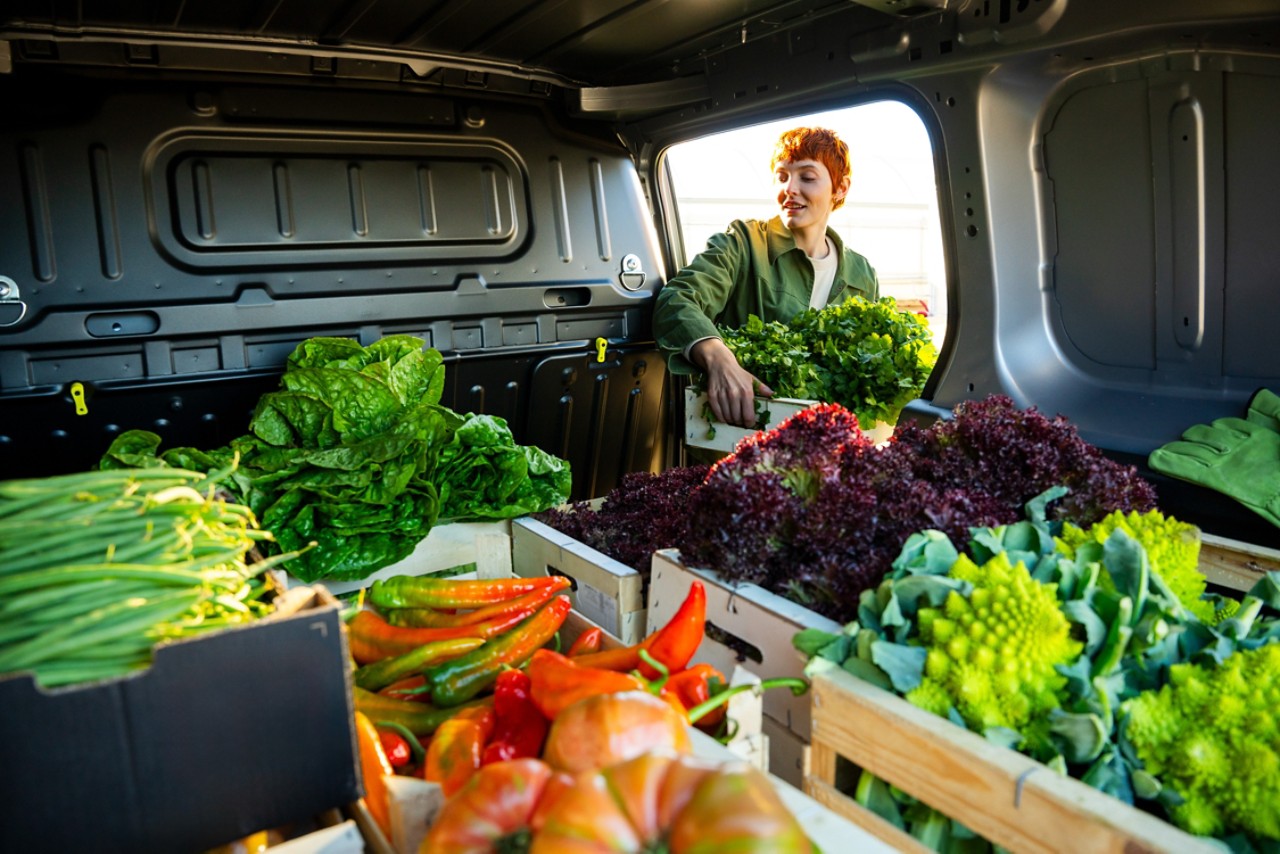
left=344, top=572, right=833, bottom=853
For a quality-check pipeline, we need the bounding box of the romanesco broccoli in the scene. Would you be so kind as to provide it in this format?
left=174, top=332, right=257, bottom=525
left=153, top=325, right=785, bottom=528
left=1058, top=509, right=1227, bottom=623
left=1122, top=642, right=1280, bottom=841
left=905, top=550, right=1083, bottom=738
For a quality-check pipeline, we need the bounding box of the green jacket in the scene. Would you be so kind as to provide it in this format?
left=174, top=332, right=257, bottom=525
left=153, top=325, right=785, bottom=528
left=653, top=217, right=879, bottom=375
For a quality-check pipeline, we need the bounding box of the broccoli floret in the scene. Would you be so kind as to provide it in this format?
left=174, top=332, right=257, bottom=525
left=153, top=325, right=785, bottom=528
left=905, top=550, right=1083, bottom=739
left=1122, top=642, right=1280, bottom=841
left=1058, top=509, right=1230, bottom=623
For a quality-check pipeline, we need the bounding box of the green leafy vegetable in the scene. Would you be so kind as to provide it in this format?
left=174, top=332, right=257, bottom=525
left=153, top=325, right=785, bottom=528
left=101, top=336, right=571, bottom=583
left=716, top=296, right=936, bottom=428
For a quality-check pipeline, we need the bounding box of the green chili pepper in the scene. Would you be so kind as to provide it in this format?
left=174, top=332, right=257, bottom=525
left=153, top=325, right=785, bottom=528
left=353, top=636, right=486, bottom=692
left=368, top=574, right=568, bottom=610
left=420, top=595, right=572, bottom=708
left=352, top=686, right=486, bottom=737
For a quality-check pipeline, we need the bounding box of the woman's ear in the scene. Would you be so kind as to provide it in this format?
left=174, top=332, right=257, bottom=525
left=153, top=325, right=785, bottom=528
left=834, top=175, right=851, bottom=203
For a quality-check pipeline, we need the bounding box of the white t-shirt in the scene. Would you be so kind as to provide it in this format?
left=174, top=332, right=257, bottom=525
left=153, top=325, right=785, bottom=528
left=808, top=236, right=838, bottom=309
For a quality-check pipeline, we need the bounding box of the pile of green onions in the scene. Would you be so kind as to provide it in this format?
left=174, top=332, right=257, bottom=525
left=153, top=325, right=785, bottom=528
left=0, top=466, right=295, bottom=687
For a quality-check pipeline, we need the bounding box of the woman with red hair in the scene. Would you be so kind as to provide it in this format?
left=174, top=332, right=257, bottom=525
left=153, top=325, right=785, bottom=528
left=654, top=126, right=879, bottom=428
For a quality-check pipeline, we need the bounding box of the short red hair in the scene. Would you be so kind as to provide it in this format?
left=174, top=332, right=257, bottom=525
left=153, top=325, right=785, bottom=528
left=770, top=127, right=851, bottom=210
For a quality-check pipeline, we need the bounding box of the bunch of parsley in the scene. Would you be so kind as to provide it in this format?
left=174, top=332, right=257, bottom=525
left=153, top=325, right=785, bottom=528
left=717, top=296, right=936, bottom=428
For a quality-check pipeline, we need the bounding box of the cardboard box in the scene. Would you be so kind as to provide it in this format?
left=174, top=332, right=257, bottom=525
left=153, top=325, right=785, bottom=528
left=0, top=586, right=359, bottom=854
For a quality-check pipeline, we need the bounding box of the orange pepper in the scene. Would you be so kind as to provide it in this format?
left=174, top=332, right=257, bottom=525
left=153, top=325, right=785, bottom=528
left=526, top=648, right=648, bottom=719
left=662, top=662, right=728, bottom=729
left=423, top=704, right=497, bottom=796
left=354, top=711, right=394, bottom=840
left=348, top=607, right=539, bottom=665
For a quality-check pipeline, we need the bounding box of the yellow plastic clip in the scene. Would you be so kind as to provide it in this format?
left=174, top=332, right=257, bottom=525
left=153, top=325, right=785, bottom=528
left=594, top=337, right=608, bottom=363
left=70, top=381, right=88, bottom=415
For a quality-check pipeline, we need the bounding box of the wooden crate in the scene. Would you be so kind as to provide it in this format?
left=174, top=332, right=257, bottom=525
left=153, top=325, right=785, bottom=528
left=310, top=520, right=514, bottom=596
left=647, top=548, right=841, bottom=786
left=1199, top=531, right=1280, bottom=592
left=511, top=517, right=646, bottom=644
left=689, top=728, right=909, bottom=854
left=805, top=663, right=1219, bottom=854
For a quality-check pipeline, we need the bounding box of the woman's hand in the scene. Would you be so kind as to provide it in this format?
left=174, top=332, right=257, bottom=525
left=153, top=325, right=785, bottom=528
left=691, top=338, right=773, bottom=428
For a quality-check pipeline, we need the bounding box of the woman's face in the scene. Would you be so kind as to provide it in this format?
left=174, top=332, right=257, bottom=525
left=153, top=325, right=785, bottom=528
left=774, top=158, right=848, bottom=234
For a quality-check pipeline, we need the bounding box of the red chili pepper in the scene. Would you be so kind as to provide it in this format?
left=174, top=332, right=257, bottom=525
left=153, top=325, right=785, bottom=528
left=347, top=605, right=545, bottom=665
left=423, top=705, right=497, bottom=796
left=481, top=669, right=549, bottom=765
left=369, top=574, right=568, bottom=610
left=571, top=581, right=706, bottom=679
left=565, top=626, right=604, bottom=656
left=662, top=662, right=728, bottom=729
left=378, top=729, right=413, bottom=768
left=386, top=577, right=571, bottom=628
left=526, top=648, right=649, bottom=719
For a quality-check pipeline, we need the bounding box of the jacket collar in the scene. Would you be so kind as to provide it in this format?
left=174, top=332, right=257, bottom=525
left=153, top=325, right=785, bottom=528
left=765, top=215, right=846, bottom=265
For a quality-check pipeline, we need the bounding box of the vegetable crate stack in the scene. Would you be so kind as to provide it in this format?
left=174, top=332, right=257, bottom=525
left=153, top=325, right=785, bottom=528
left=798, top=508, right=1280, bottom=853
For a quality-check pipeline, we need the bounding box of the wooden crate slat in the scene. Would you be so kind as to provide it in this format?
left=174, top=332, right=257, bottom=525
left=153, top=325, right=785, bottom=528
left=511, top=517, right=646, bottom=644
left=804, top=776, right=936, bottom=854
left=807, top=665, right=1220, bottom=854
left=1199, top=532, right=1280, bottom=593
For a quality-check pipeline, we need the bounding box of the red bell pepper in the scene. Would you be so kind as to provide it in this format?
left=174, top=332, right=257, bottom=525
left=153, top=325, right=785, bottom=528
left=481, top=668, right=549, bottom=765
left=661, top=662, right=728, bottom=730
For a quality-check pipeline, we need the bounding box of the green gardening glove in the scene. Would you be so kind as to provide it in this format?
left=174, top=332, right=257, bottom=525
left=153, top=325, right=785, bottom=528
left=1149, top=417, right=1280, bottom=528
left=1246, top=387, right=1280, bottom=432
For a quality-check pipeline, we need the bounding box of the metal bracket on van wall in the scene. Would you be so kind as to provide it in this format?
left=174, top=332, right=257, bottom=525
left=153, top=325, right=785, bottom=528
left=0, top=277, right=27, bottom=327
left=619, top=254, right=646, bottom=291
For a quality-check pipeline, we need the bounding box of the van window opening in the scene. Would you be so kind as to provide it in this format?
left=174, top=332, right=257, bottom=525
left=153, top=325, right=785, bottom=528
left=663, top=100, right=947, bottom=346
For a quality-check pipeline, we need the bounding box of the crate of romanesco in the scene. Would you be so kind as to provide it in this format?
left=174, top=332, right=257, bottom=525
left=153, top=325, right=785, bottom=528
left=0, top=466, right=358, bottom=854
left=798, top=492, right=1280, bottom=854
left=685, top=296, right=935, bottom=454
